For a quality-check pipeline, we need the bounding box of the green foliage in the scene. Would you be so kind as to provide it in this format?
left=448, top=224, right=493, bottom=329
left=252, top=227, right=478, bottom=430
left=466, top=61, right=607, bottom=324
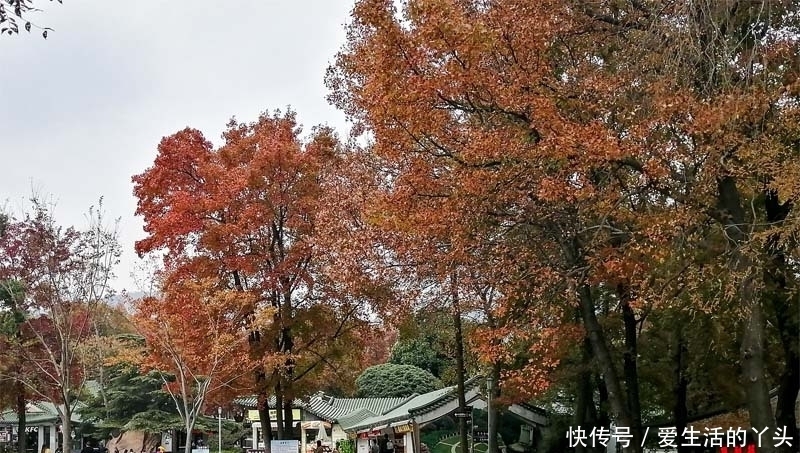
left=205, top=419, right=246, bottom=451
left=0, top=279, right=25, bottom=332
left=355, top=363, right=443, bottom=398
left=123, top=410, right=185, bottom=432
left=338, top=440, right=354, bottom=453
left=392, top=308, right=482, bottom=386
left=389, top=336, right=451, bottom=379
left=80, top=365, right=175, bottom=438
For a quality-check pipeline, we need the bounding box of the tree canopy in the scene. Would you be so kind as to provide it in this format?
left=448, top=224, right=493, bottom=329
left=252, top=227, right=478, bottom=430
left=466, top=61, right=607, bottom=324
left=355, top=363, right=443, bottom=398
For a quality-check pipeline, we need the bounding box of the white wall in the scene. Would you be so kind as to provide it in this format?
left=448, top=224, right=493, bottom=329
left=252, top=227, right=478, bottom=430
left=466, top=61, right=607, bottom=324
left=331, top=426, right=347, bottom=443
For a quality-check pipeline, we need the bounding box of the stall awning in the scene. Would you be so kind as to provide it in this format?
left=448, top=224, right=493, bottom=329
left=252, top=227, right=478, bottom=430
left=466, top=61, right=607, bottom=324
left=301, top=421, right=332, bottom=429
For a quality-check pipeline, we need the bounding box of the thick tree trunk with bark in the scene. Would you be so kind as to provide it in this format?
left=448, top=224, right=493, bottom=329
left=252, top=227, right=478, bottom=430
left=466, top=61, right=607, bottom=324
left=61, top=408, right=72, bottom=453
left=16, top=389, right=26, bottom=453
left=283, top=399, right=294, bottom=439
left=257, top=389, right=273, bottom=449
left=763, top=190, right=799, bottom=453
left=488, top=363, right=502, bottom=453
left=576, top=284, right=634, bottom=451
left=717, top=176, right=776, bottom=453
left=274, top=382, right=285, bottom=440
left=619, top=286, right=642, bottom=453
left=450, top=271, right=469, bottom=453
left=672, top=326, right=689, bottom=453
left=483, top=292, right=501, bottom=453
left=573, top=339, right=596, bottom=453
left=596, top=375, right=610, bottom=429
left=565, top=237, right=633, bottom=449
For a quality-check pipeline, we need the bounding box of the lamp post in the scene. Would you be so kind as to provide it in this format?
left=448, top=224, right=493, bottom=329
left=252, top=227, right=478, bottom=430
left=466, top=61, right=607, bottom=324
left=218, top=407, right=222, bottom=453
left=486, top=377, right=494, bottom=453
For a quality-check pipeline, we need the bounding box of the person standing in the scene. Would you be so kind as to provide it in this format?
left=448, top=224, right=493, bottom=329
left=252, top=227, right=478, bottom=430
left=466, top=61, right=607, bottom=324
left=384, top=436, right=393, bottom=453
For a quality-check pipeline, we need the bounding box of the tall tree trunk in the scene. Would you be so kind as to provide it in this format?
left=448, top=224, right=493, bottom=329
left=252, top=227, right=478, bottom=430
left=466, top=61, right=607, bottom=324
left=672, top=326, right=689, bottom=453
left=16, top=388, right=26, bottom=453
left=239, top=271, right=273, bottom=448
left=488, top=363, right=501, bottom=453
left=482, top=289, right=501, bottom=453
left=565, top=237, right=633, bottom=449
left=61, top=408, right=72, bottom=453
left=283, top=399, right=293, bottom=440
left=596, top=375, right=610, bottom=430
left=281, top=317, right=295, bottom=438
left=771, top=294, right=799, bottom=453
left=763, top=190, right=799, bottom=453
left=619, top=285, right=642, bottom=453
left=717, top=176, right=776, bottom=453
left=274, top=382, right=285, bottom=440
left=576, top=284, right=634, bottom=452
left=573, top=339, right=594, bottom=453
left=257, top=390, right=273, bottom=449
left=450, top=271, right=469, bottom=453
left=183, top=413, right=193, bottom=453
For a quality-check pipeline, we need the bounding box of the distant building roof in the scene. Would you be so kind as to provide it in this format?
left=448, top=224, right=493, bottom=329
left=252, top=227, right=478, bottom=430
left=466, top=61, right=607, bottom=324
left=344, top=376, right=483, bottom=432
left=305, top=395, right=408, bottom=423
left=0, top=401, right=82, bottom=425
left=233, top=396, right=306, bottom=409
left=233, top=376, right=548, bottom=432
left=337, top=408, right=380, bottom=430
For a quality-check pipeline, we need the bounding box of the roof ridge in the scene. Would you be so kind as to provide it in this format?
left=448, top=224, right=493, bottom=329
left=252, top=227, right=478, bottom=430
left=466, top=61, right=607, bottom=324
left=381, top=394, right=418, bottom=416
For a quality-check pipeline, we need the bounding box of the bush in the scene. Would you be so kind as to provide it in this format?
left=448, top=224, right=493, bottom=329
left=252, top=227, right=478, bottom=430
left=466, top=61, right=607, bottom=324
left=355, top=364, right=443, bottom=398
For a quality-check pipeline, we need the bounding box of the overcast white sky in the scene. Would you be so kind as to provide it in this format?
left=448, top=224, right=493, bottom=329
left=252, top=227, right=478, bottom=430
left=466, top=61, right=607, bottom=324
left=0, top=0, right=354, bottom=293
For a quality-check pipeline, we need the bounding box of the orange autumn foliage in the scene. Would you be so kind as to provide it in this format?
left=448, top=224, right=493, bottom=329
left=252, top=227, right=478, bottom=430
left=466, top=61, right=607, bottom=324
left=132, top=110, right=394, bottom=432
left=329, top=3, right=800, bottom=450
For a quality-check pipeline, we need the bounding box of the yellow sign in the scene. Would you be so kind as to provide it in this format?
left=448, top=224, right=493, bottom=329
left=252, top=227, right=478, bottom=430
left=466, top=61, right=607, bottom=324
left=393, top=424, right=413, bottom=434
left=248, top=409, right=302, bottom=422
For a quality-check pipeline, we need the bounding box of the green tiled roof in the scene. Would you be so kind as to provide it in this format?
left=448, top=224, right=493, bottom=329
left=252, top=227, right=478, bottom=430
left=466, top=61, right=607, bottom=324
left=304, top=394, right=408, bottom=423
left=232, top=376, right=521, bottom=432
left=0, top=401, right=82, bottom=425
left=233, top=393, right=408, bottom=424
left=337, top=409, right=379, bottom=431
left=233, top=396, right=306, bottom=409
left=344, top=377, right=483, bottom=432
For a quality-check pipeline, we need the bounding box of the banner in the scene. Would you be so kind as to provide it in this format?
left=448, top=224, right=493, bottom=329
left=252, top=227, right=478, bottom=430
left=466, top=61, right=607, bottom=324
left=248, top=410, right=302, bottom=422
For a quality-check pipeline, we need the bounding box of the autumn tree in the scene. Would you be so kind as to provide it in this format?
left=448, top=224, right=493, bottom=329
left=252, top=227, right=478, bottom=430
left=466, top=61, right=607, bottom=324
left=0, top=198, right=120, bottom=453
left=132, top=278, right=251, bottom=453
left=328, top=1, right=639, bottom=449
left=133, top=110, right=390, bottom=442
left=329, top=2, right=799, bottom=453
left=0, top=278, right=34, bottom=453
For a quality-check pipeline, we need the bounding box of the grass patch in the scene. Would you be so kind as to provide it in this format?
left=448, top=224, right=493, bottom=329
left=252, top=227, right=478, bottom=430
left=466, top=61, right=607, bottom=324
left=472, top=444, right=488, bottom=453
left=431, top=435, right=460, bottom=453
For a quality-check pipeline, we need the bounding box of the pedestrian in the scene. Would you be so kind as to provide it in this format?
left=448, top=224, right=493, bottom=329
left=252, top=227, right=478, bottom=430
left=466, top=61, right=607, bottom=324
left=385, top=436, right=393, bottom=453
left=369, top=440, right=379, bottom=453
left=378, top=435, right=388, bottom=453
left=314, top=441, right=324, bottom=453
